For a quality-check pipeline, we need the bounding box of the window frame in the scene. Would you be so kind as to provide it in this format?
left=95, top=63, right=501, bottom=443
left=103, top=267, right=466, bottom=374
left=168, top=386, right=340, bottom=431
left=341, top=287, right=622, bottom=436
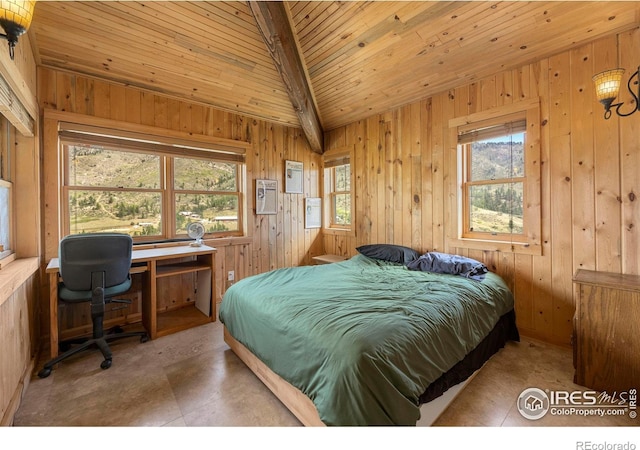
left=0, top=179, right=13, bottom=262
left=0, top=118, right=15, bottom=264
left=327, top=164, right=351, bottom=229
left=448, top=99, right=542, bottom=255
left=56, top=116, right=247, bottom=243
left=322, top=145, right=354, bottom=232
left=171, top=155, right=242, bottom=236
left=461, top=114, right=527, bottom=242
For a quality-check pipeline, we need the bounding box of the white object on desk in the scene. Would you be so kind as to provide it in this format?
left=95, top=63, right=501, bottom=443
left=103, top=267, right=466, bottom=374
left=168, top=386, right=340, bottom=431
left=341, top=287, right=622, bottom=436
left=187, top=222, right=205, bottom=246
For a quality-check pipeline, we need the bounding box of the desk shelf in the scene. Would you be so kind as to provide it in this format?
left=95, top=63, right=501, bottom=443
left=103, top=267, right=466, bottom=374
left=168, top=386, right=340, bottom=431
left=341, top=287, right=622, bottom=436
left=156, top=304, right=211, bottom=338
left=156, top=261, right=211, bottom=278
left=145, top=249, right=216, bottom=340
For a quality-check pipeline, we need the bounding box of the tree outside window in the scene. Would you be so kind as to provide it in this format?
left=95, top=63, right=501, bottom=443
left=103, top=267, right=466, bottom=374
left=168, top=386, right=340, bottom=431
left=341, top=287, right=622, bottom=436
left=449, top=99, right=542, bottom=255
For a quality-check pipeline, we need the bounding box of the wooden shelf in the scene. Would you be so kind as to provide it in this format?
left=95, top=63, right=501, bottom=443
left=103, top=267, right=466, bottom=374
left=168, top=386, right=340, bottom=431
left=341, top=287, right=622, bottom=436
left=156, top=261, right=211, bottom=278
left=156, top=304, right=211, bottom=338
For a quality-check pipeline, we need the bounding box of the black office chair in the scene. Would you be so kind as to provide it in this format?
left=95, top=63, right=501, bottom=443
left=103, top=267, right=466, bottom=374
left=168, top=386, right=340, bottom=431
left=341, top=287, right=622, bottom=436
left=38, top=233, right=149, bottom=378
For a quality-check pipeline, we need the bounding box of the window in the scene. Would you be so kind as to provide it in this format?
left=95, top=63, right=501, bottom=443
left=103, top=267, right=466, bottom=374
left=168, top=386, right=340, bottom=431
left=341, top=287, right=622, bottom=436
left=0, top=118, right=14, bottom=261
left=60, top=122, right=245, bottom=241
left=449, top=100, right=541, bottom=254
left=327, top=163, right=351, bottom=227
left=323, top=146, right=353, bottom=229
left=461, top=116, right=526, bottom=240
left=174, top=156, right=239, bottom=234
left=0, top=180, right=12, bottom=260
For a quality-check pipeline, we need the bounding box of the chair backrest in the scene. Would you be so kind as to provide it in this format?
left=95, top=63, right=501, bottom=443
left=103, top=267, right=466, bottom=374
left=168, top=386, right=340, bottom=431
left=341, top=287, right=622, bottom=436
left=59, top=233, right=133, bottom=291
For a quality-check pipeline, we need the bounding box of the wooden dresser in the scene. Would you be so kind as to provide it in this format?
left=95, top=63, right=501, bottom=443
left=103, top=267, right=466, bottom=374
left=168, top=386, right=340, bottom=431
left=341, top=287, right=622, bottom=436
left=573, top=269, right=640, bottom=393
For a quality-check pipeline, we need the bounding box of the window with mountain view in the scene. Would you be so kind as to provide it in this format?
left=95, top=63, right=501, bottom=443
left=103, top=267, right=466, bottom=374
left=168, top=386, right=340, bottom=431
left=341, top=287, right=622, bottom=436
left=328, top=163, right=351, bottom=227
left=463, top=126, right=525, bottom=239
left=62, top=133, right=243, bottom=241
left=323, top=146, right=353, bottom=230
left=450, top=100, right=542, bottom=254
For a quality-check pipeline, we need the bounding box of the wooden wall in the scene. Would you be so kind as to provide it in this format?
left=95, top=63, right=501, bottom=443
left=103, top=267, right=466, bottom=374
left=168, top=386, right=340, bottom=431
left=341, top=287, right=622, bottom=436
left=324, top=29, right=640, bottom=347
left=38, top=67, right=323, bottom=341
left=0, top=260, right=39, bottom=425
left=0, top=32, right=41, bottom=425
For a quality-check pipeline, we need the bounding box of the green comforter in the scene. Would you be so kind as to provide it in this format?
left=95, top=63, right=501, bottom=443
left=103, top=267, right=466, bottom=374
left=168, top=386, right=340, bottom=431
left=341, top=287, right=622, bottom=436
left=219, top=254, right=515, bottom=426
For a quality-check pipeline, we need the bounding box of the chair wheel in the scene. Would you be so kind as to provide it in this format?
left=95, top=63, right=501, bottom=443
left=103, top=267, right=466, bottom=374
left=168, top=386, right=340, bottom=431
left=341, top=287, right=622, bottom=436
left=140, top=335, right=149, bottom=343
left=38, top=368, right=52, bottom=378
left=100, top=359, right=112, bottom=370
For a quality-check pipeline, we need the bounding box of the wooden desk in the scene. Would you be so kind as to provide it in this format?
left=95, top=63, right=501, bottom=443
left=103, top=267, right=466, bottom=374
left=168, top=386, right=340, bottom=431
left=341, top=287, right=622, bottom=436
left=47, top=244, right=217, bottom=359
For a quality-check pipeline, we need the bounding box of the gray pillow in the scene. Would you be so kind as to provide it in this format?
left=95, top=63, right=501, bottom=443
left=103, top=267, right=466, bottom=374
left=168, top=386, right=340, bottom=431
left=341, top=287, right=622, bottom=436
left=406, top=251, right=488, bottom=281
left=356, top=244, right=420, bottom=264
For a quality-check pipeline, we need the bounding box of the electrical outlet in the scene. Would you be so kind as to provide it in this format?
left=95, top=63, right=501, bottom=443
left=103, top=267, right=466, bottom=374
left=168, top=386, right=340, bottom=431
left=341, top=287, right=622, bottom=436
left=228, top=270, right=235, bottom=282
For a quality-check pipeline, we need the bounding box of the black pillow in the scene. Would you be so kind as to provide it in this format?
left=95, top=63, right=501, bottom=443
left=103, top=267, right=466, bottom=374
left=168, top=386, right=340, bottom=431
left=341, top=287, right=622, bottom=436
left=356, top=244, right=420, bottom=264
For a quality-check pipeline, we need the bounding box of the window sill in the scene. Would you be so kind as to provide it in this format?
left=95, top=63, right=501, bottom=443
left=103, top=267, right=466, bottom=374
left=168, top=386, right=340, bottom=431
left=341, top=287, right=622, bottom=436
left=322, top=227, right=354, bottom=237
left=0, top=251, right=16, bottom=269
left=134, top=236, right=252, bottom=251
left=448, top=237, right=542, bottom=256
left=0, top=257, right=40, bottom=308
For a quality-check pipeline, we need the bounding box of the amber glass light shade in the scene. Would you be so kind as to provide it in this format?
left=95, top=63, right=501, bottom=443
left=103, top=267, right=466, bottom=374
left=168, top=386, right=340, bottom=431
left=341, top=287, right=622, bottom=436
left=592, top=69, right=625, bottom=108
left=0, top=0, right=36, bottom=59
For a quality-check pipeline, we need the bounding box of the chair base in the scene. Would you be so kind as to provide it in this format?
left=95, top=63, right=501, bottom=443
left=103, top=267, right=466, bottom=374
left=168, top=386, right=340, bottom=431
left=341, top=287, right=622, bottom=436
left=38, top=329, right=149, bottom=378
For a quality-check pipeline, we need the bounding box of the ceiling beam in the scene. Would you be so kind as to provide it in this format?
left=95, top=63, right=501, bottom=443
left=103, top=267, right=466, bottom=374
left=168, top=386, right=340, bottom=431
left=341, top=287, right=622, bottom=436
left=248, top=1, right=324, bottom=154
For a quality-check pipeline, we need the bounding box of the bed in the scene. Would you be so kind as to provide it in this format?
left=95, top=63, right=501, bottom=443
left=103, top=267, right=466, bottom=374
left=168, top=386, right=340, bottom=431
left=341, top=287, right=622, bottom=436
left=219, top=251, right=519, bottom=426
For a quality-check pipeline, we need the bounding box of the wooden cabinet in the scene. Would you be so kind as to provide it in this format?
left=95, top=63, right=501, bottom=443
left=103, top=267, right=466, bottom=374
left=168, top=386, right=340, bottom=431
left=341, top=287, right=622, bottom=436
left=573, top=269, right=640, bottom=393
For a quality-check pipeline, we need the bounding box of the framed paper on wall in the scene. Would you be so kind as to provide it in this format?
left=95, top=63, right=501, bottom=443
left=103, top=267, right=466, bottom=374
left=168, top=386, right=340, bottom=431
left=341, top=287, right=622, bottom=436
left=305, top=197, right=321, bottom=229
left=256, top=179, right=277, bottom=215
left=285, top=160, right=303, bottom=194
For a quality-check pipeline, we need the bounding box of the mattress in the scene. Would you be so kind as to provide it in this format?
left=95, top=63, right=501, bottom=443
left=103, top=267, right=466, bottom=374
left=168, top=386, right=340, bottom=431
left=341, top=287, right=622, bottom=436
left=219, top=253, right=518, bottom=425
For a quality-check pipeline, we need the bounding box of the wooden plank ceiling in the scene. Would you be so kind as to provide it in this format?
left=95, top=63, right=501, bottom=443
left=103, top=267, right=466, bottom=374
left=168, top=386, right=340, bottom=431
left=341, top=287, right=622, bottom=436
left=30, top=1, right=640, bottom=140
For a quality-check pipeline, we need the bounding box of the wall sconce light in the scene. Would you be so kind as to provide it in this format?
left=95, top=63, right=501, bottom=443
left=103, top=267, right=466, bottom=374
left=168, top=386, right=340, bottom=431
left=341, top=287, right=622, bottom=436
left=0, top=0, right=36, bottom=60
left=592, top=66, right=640, bottom=119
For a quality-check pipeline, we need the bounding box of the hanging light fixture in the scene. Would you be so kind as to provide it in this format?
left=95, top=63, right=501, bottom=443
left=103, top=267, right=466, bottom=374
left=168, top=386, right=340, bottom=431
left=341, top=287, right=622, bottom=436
left=0, top=0, right=36, bottom=60
left=592, top=66, right=640, bottom=119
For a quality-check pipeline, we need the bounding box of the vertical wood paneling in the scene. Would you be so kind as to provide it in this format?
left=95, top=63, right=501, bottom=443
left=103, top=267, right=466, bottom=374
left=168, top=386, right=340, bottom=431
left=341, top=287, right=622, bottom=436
left=530, top=58, right=553, bottom=343
left=124, top=87, right=141, bottom=125
left=592, top=35, right=622, bottom=273
left=418, top=99, right=432, bottom=252
left=109, top=85, right=126, bottom=122
left=0, top=269, right=38, bottom=425
left=432, top=92, right=447, bottom=253
left=570, top=44, right=596, bottom=273
left=619, top=29, right=640, bottom=275
left=547, top=48, right=574, bottom=344
left=324, top=29, right=639, bottom=346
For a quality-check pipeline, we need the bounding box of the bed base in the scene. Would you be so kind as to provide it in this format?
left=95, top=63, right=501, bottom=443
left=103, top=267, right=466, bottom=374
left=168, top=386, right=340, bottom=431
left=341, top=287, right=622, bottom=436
left=223, top=326, right=325, bottom=426
left=223, top=326, right=472, bottom=426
